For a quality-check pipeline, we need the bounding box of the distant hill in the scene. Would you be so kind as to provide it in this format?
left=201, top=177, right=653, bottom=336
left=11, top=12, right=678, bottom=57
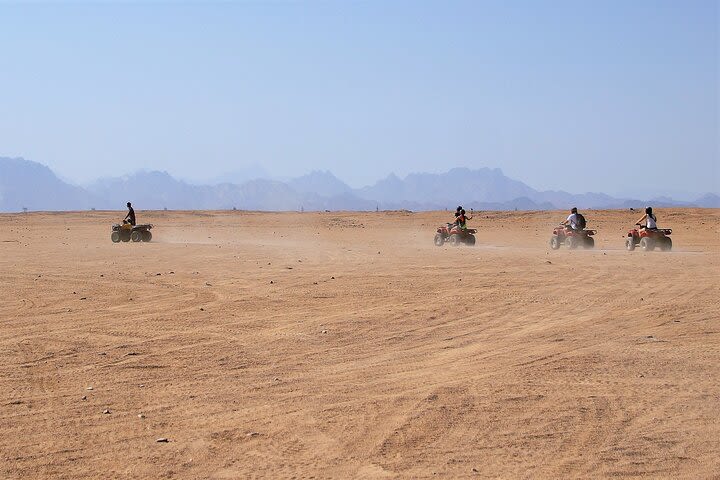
left=0, top=157, right=97, bottom=211
left=528, top=190, right=628, bottom=210
left=353, top=167, right=649, bottom=210
left=88, top=171, right=200, bottom=210
left=289, top=170, right=353, bottom=197
left=1, top=156, right=717, bottom=212
left=694, top=193, right=720, bottom=208
left=88, top=172, right=375, bottom=211
left=357, top=168, right=537, bottom=205
left=212, top=179, right=309, bottom=211
left=202, top=164, right=272, bottom=186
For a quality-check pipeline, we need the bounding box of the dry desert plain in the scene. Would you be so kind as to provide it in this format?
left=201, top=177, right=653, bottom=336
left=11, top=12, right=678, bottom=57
left=1, top=209, right=719, bottom=479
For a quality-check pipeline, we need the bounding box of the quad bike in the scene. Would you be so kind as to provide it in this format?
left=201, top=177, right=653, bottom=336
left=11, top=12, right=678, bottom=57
left=111, top=221, right=153, bottom=243
left=625, top=224, right=672, bottom=252
left=434, top=223, right=477, bottom=246
left=549, top=225, right=596, bottom=250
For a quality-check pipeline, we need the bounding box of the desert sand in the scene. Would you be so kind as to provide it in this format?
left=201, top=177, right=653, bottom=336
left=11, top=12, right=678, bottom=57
left=1, top=208, right=718, bottom=479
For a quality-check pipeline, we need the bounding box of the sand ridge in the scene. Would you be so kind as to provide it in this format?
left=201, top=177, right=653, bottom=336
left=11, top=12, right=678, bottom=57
left=1, top=209, right=718, bottom=479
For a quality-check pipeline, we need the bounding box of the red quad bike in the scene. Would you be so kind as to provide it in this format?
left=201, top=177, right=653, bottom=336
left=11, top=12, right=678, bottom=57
left=549, top=225, right=596, bottom=250
left=625, top=224, right=672, bottom=252
left=434, top=223, right=477, bottom=246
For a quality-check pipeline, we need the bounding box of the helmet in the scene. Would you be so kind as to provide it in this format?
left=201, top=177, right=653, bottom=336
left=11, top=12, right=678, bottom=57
left=456, top=205, right=462, bottom=212
left=571, top=207, right=577, bottom=214
left=127, top=202, right=132, bottom=207
left=645, top=206, right=652, bottom=214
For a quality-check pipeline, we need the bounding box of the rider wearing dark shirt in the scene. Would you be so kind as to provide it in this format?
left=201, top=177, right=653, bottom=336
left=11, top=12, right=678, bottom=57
left=125, top=202, right=136, bottom=226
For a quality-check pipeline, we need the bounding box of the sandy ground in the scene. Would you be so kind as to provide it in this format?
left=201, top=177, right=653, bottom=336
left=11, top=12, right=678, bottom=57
left=1, top=209, right=718, bottom=479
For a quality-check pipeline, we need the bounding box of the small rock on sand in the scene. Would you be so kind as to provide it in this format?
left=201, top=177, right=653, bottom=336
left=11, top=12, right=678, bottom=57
left=156, top=437, right=169, bottom=443
left=86, top=386, right=94, bottom=391
left=102, top=409, right=111, bottom=414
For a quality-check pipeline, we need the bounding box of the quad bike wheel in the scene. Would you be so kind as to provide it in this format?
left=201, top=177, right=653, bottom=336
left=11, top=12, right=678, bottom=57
left=625, top=237, right=636, bottom=251
left=659, top=237, right=672, bottom=252
left=434, top=233, right=444, bottom=247
left=142, top=231, right=152, bottom=242
left=130, top=231, right=142, bottom=242
left=549, top=235, right=561, bottom=250
left=111, top=231, right=121, bottom=243
left=448, top=234, right=461, bottom=246
left=584, top=236, right=595, bottom=249
left=465, top=235, right=476, bottom=246
left=565, top=236, right=579, bottom=249
left=640, top=237, right=655, bottom=252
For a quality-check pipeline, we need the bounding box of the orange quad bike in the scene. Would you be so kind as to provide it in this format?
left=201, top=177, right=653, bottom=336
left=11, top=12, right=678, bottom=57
left=625, top=224, right=672, bottom=252
left=549, top=224, right=596, bottom=250
left=434, top=223, right=477, bottom=246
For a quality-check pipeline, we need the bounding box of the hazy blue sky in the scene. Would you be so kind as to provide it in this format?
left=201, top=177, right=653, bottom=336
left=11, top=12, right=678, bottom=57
left=1, top=1, right=717, bottom=198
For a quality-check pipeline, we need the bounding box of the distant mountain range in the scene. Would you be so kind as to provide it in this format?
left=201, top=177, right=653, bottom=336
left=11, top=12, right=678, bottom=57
left=1, top=156, right=718, bottom=213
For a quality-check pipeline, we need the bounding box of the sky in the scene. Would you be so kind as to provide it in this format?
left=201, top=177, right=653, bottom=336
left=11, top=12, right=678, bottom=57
left=0, top=0, right=718, bottom=199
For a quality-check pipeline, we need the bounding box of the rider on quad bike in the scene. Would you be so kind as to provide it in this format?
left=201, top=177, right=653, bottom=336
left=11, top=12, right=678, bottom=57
left=453, top=206, right=463, bottom=223
left=561, top=207, right=585, bottom=231
left=550, top=207, right=595, bottom=249
left=635, top=206, right=658, bottom=232
left=111, top=202, right=153, bottom=243
left=124, top=202, right=136, bottom=226
left=435, top=206, right=477, bottom=246
left=625, top=206, right=672, bottom=252
left=454, top=208, right=472, bottom=231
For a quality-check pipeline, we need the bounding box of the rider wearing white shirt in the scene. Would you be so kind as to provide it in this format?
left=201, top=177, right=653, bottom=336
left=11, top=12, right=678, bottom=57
left=636, top=207, right=658, bottom=230
left=561, top=207, right=581, bottom=231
